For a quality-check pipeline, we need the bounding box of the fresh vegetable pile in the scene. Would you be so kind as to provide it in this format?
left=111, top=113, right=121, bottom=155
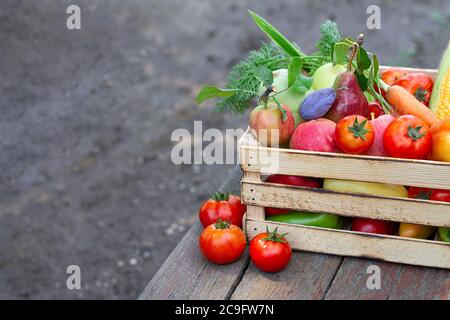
left=195, top=12, right=450, bottom=272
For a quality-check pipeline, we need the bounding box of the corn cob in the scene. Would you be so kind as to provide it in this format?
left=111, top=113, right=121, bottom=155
left=430, top=41, right=450, bottom=119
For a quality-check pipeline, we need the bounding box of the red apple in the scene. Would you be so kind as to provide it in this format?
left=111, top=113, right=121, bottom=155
left=250, top=102, right=295, bottom=147
left=367, top=115, right=395, bottom=157
left=289, top=118, right=338, bottom=152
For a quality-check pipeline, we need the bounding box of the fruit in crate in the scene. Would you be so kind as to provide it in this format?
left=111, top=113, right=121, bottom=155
left=257, top=69, right=311, bottom=125
left=430, top=41, right=450, bottom=119
left=265, top=175, right=322, bottom=216
left=325, top=45, right=368, bottom=123
left=323, top=179, right=408, bottom=197
left=299, top=88, right=336, bottom=120
left=267, top=211, right=342, bottom=229
left=312, top=63, right=346, bottom=90
left=335, top=115, right=374, bottom=154
left=289, top=118, right=338, bottom=152
left=249, top=99, right=295, bottom=147
left=430, top=117, right=450, bottom=162
left=383, top=115, right=432, bottom=160
left=367, top=114, right=395, bottom=156
left=394, top=73, right=434, bottom=106
left=351, top=218, right=397, bottom=235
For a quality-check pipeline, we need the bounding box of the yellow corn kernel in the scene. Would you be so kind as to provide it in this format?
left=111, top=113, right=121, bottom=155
left=435, top=67, right=450, bottom=120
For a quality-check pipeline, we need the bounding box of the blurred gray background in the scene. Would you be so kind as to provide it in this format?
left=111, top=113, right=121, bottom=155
left=0, top=0, right=449, bottom=299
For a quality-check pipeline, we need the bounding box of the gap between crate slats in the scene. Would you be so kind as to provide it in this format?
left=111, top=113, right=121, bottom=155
left=241, top=181, right=450, bottom=227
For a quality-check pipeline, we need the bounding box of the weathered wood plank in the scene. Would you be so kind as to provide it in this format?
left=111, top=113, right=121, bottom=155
left=246, top=219, right=450, bottom=269
left=139, top=221, right=249, bottom=300
left=139, top=165, right=249, bottom=300
left=240, top=145, right=450, bottom=190
left=231, top=252, right=342, bottom=300
left=388, top=266, right=450, bottom=300
left=241, top=181, right=450, bottom=227
left=324, top=258, right=403, bottom=300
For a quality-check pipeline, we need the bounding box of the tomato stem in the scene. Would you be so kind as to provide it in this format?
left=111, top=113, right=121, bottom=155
left=262, top=226, right=288, bottom=243
left=407, top=125, right=425, bottom=141
left=348, top=117, right=370, bottom=141
left=214, top=217, right=230, bottom=229
left=211, top=191, right=230, bottom=201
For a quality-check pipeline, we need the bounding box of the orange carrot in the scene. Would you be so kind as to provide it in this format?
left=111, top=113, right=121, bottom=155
left=386, top=85, right=438, bottom=127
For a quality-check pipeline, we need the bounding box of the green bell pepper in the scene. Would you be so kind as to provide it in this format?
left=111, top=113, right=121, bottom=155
left=438, top=227, right=450, bottom=242
left=267, top=211, right=342, bottom=229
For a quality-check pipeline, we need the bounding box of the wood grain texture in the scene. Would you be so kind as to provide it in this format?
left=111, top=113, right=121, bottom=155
left=246, top=219, right=450, bottom=269
left=241, top=181, right=450, bottom=227
left=241, top=145, right=450, bottom=189
left=388, top=266, right=450, bottom=300
left=231, top=252, right=342, bottom=300
left=324, top=258, right=403, bottom=300
left=139, top=165, right=248, bottom=300
left=139, top=221, right=249, bottom=300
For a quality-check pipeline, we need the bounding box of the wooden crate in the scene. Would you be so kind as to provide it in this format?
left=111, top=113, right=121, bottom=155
left=238, top=67, right=450, bottom=269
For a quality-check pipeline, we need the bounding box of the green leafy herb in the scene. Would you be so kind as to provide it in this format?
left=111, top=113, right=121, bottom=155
left=196, top=86, right=240, bottom=105
left=215, top=42, right=289, bottom=113
left=253, top=65, right=274, bottom=87
left=316, top=20, right=341, bottom=59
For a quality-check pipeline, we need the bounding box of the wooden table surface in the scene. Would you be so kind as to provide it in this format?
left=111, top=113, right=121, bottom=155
left=139, top=166, right=450, bottom=300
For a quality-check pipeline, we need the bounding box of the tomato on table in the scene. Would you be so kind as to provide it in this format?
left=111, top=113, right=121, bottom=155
left=199, top=192, right=246, bottom=228
left=199, top=219, right=246, bottom=265
left=249, top=227, right=291, bottom=273
left=335, top=115, right=374, bottom=154
left=394, top=73, right=434, bottom=106
left=383, top=115, right=432, bottom=159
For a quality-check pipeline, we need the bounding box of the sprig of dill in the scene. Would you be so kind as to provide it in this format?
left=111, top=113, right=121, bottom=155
left=216, top=43, right=289, bottom=114
left=199, top=18, right=342, bottom=114
left=309, top=20, right=342, bottom=74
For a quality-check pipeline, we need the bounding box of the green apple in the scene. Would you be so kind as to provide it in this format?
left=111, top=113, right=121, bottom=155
left=312, top=63, right=346, bottom=90
left=258, top=69, right=309, bottom=126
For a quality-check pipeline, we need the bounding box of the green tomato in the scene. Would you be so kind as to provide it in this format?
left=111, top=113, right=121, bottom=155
left=258, top=69, right=308, bottom=126
left=312, top=63, right=346, bottom=90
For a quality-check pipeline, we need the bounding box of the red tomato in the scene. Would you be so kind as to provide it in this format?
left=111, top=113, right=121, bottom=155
left=394, top=73, right=434, bottom=106
left=383, top=115, right=432, bottom=159
left=335, top=115, right=375, bottom=154
left=199, top=219, right=246, bottom=264
left=364, top=101, right=385, bottom=119
left=265, top=175, right=322, bottom=216
left=199, top=192, right=246, bottom=228
left=351, top=218, right=397, bottom=235
left=381, top=68, right=409, bottom=86
left=408, top=187, right=450, bottom=202
left=249, top=228, right=291, bottom=273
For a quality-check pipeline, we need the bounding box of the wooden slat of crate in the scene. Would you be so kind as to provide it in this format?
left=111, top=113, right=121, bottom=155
left=245, top=219, right=450, bottom=269
left=241, top=181, right=450, bottom=227
left=241, top=145, right=450, bottom=190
